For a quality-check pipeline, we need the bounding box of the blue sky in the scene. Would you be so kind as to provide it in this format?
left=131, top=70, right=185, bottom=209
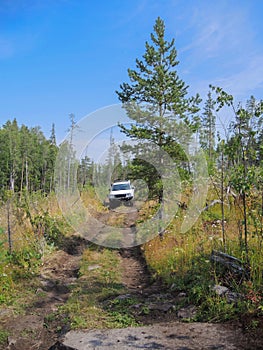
left=0, top=0, right=263, bottom=143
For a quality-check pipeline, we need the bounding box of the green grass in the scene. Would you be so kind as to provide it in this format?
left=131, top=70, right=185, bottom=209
left=58, top=246, right=139, bottom=329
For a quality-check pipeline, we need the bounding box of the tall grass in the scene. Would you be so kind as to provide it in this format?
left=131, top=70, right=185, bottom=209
left=142, top=192, right=263, bottom=322
left=0, top=191, right=73, bottom=306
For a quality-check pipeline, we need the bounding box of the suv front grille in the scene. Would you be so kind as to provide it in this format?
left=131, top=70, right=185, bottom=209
left=115, top=194, right=126, bottom=198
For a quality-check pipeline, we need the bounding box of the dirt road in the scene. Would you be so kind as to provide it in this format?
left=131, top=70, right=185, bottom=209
left=1, top=203, right=261, bottom=349
left=52, top=247, right=249, bottom=350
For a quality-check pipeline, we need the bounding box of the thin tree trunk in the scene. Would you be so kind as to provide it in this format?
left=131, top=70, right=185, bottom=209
left=158, top=103, right=164, bottom=238
left=238, top=219, right=243, bottom=250
left=10, top=166, right=15, bottom=192
left=220, top=148, right=226, bottom=250
left=25, top=157, right=29, bottom=191
left=242, top=192, right=249, bottom=264
left=20, top=157, right=24, bottom=194
left=7, top=199, right=12, bottom=254
left=49, top=175, right=53, bottom=193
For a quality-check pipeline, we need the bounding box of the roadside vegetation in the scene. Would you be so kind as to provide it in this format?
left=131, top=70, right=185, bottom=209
left=0, top=192, right=69, bottom=306
left=142, top=194, right=263, bottom=325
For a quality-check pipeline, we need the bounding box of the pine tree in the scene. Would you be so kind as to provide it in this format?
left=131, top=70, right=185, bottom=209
left=116, top=17, right=201, bottom=199
left=50, top=123, right=56, bottom=146
left=199, top=91, right=216, bottom=160
left=117, top=17, right=201, bottom=126
left=46, top=123, right=58, bottom=192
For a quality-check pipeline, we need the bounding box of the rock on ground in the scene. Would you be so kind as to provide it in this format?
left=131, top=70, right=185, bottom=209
left=50, top=321, right=248, bottom=350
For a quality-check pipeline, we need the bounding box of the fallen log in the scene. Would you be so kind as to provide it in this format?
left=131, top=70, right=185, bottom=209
left=210, top=250, right=249, bottom=279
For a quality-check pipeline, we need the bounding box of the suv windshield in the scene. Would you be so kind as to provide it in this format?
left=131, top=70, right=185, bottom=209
left=112, top=183, right=131, bottom=191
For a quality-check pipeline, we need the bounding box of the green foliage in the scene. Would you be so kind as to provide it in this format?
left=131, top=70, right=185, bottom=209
left=199, top=91, right=216, bottom=162
left=126, top=158, right=161, bottom=199
left=117, top=17, right=201, bottom=120
left=230, top=165, right=255, bottom=194
left=208, top=87, right=263, bottom=261
left=105, top=297, right=140, bottom=327
left=77, top=156, right=94, bottom=187
left=209, top=85, right=234, bottom=111
left=170, top=255, right=212, bottom=302
left=108, top=311, right=139, bottom=328
left=116, top=17, right=201, bottom=197
left=30, top=211, right=66, bottom=247
left=0, top=191, right=72, bottom=308
left=0, top=119, right=58, bottom=197
left=0, top=242, right=40, bottom=305
left=196, top=296, right=243, bottom=322
left=7, top=247, right=41, bottom=276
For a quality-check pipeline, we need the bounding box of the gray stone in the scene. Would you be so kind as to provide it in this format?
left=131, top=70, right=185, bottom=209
left=147, top=302, right=174, bottom=312
left=212, top=285, right=229, bottom=296
left=115, top=294, right=132, bottom=300
left=177, top=305, right=197, bottom=319
left=212, top=285, right=242, bottom=303
left=50, top=321, right=245, bottom=350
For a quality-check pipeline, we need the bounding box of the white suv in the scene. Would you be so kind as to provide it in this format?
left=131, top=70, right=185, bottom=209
left=109, top=180, right=134, bottom=208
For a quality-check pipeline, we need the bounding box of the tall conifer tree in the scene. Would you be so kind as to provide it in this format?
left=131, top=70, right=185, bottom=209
left=116, top=17, right=201, bottom=198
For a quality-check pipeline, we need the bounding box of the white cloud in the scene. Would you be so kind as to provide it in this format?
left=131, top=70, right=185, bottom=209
left=175, top=1, right=263, bottom=101
left=188, top=52, right=263, bottom=103
left=180, top=3, right=251, bottom=60
left=216, top=53, right=263, bottom=99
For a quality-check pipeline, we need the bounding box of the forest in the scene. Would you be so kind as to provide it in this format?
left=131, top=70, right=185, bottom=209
left=0, top=17, right=263, bottom=347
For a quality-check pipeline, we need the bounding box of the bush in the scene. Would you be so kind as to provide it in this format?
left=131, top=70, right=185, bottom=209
left=31, top=211, right=66, bottom=246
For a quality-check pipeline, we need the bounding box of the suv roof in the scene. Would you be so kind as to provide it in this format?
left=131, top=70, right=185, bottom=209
left=112, top=180, right=130, bottom=184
